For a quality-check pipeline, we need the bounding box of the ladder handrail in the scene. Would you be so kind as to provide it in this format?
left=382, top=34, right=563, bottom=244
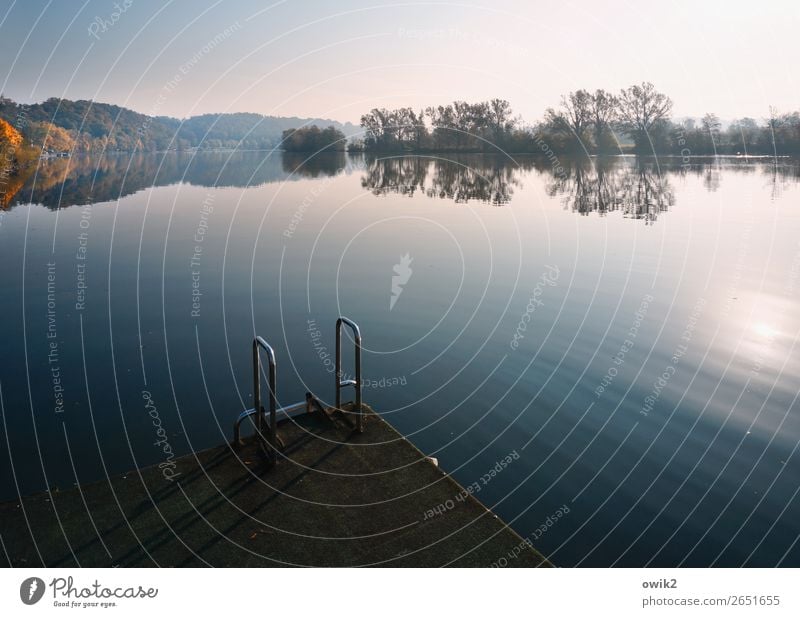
left=253, top=336, right=277, bottom=461
left=234, top=401, right=296, bottom=447
left=335, top=317, right=363, bottom=432
left=235, top=320, right=365, bottom=458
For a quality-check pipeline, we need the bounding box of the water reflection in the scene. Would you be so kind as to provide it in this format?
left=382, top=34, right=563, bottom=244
left=2, top=147, right=800, bottom=567
left=3, top=150, right=349, bottom=209
left=281, top=151, right=347, bottom=178
left=359, top=154, right=800, bottom=220
left=360, top=155, right=525, bottom=205
left=4, top=151, right=800, bottom=219
left=360, top=155, right=429, bottom=198
left=542, top=157, right=675, bottom=223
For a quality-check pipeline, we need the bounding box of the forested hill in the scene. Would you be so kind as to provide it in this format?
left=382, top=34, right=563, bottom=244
left=164, top=112, right=359, bottom=150
left=0, top=96, right=359, bottom=153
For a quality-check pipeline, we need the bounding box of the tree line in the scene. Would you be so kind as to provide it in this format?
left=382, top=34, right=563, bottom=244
left=0, top=96, right=357, bottom=154
left=4, top=88, right=800, bottom=157
left=281, top=125, right=346, bottom=152
left=352, top=99, right=531, bottom=153
left=351, top=83, right=800, bottom=155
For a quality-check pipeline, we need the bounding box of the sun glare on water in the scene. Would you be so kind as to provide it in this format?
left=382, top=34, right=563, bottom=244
left=753, top=322, right=777, bottom=339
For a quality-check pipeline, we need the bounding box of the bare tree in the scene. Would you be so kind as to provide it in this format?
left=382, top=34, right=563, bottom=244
left=727, top=117, right=759, bottom=153
left=590, top=89, right=618, bottom=152
left=360, top=108, right=391, bottom=148
left=701, top=113, right=721, bottom=135
left=616, top=82, right=673, bottom=151
left=486, top=98, right=514, bottom=145
left=544, top=89, right=593, bottom=151
left=360, top=107, right=428, bottom=150
left=700, top=113, right=722, bottom=152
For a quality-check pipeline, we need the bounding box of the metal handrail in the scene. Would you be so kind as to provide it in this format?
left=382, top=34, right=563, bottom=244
left=335, top=317, right=363, bottom=432
left=233, top=400, right=304, bottom=447
left=234, top=320, right=364, bottom=457
left=253, top=336, right=277, bottom=462
left=234, top=391, right=322, bottom=446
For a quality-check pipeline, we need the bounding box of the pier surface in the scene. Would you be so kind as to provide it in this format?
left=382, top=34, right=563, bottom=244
left=0, top=405, right=549, bottom=567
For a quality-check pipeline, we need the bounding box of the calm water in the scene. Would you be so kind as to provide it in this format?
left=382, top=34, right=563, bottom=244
left=1, top=151, right=799, bottom=566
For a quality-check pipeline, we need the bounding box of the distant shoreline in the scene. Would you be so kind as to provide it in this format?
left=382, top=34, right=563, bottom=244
left=34, top=149, right=799, bottom=159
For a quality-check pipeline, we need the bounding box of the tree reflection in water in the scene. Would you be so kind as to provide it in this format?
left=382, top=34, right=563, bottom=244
left=359, top=154, right=800, bottom=224
left=4, top=151, right=798, bottom=223
left=540, top=157, right=675, bottom=224
left=360, top=154, right=527, bottom=205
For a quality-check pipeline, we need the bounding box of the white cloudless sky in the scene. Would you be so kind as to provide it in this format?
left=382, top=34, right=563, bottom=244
left=1, top=0, right=797, bottom=123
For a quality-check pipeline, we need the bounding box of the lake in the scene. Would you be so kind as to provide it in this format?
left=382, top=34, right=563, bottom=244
left=1, top=151, right=799, bottom=566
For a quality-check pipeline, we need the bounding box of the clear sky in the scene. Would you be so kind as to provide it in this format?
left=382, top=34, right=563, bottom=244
left=1, top=0, right=798, bottom=123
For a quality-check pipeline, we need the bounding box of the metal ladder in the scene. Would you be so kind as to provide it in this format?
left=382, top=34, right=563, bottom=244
left=335, top=317, right=363, bottom=433
left=233, top=317, right=363, bottom=463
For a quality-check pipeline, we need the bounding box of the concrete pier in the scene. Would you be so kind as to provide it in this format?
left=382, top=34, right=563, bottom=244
left=0, top=404, right=550, bottom=567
